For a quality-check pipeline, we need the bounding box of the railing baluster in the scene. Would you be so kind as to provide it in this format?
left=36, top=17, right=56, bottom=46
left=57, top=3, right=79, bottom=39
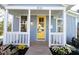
left=9, top=33, right=10, bottom=44
left=56, top=35, right=57, bottom=44
left=21, top=34, right=22, bottom=43
left=59, top=35, right=61, bottom=44
left=22, top=34, right=24, bottom=44
left=51, top=33, right=64, bottom=45
left=6, top=33, right=8, bottom=44
left=14, top=33, right=16, bottom=44
left=25, top=34, right=27, bottom=44
left=12, top=33, right=15, bottom=44
left=20, top=34, right=21, bottom=44
left=10, top=33, right=12, bottom=44
left=5, top=32, right=28, bottom=45
left=52, top=33, right=54, bottom=44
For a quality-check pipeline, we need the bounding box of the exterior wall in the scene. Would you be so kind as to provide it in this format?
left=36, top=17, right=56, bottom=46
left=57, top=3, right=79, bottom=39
left=13, top=16, right=19, bottom=32
left=66, top=14, right=76, bottom=43
left=77, top=17, right=79, bottom=29
left=77, top=17, right=79, bottom=38
left=12, top=15, right=60, bottom=42
left=51, top=16, right=56, bottom=32
left=12, top=15, right=63, bottom=42
left=30, top=16, right=56, bottom=41
left=30, top=15, right=37, bottom=41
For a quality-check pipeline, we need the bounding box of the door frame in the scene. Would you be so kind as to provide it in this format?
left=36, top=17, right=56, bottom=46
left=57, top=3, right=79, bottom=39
left=36, top=16, right=46, bottom=41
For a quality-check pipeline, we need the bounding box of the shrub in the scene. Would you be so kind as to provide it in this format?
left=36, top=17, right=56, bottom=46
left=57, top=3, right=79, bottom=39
left=51, top=46, right=72, bottom=55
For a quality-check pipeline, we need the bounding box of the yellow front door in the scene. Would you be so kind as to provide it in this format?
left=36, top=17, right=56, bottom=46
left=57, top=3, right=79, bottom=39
left=37, top=16, right=46, bottom=40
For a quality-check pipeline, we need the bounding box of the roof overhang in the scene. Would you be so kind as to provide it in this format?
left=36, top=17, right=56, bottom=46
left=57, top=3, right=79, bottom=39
left=67, top=10, right=79, bottom=17
left=0, top=4, right=74, bottom=10
left=63, top=4, right=74, bottom=11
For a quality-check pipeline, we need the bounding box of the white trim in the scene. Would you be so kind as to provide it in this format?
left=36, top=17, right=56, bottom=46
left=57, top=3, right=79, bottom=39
left=12, top=15, right=13, bottom=32
left=67, top=10, right=79, bottom=16
left=56, top=18, right=57, bottom=32
left=67, top=13, right=77, bottom=17
left=76, top=17, right=77, bottom=38
left=3, top=9, right=8, bottom=45
left=49, top=9, right=51, bottom=47
left=19, top=15, right=28, bottom=32
left=56, top=18, right=63, bottom=32
left=28, top=9, right=31, bottom=47
left=19, top=16, right=21, bottom=32
left=6, top=6, right=65, bottom=10
left=63, top=8, right=66, bottom=45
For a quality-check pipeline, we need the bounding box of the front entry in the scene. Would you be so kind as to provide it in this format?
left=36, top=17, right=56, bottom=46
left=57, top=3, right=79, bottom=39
left=37, top=16, right=46, bottom=41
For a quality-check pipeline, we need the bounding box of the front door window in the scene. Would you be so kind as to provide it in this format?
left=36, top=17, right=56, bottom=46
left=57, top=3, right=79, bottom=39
left=37, top=16, right=46, bottom=40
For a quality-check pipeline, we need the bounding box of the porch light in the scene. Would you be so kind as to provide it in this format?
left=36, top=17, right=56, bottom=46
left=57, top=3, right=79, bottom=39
left=31, top=21, right=34, bottom=26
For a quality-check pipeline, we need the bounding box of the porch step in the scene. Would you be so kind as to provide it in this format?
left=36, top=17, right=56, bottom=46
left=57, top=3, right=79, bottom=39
left=25, top=41, right=52, bottom=55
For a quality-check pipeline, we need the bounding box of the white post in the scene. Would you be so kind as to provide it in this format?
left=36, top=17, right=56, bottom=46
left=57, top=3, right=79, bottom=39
left=12, top=15, right=14, bottom=32
left=28, top=9, right=31, bottom=47
left=76, top=17, right=77, bottom=38
left=49, top=9, right=51, bottom=47
left=63, top=8, right=66, bottom=45
left=3, top=9, right=8, bottom=45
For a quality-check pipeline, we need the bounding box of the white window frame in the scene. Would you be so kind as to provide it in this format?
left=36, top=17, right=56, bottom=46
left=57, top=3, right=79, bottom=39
left=19, top=15, right=28, bottom=32
left=56, top=18, right=63, bottom=33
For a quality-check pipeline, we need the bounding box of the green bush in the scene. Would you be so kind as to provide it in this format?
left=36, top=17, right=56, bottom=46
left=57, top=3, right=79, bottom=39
left=51, top=46, right=72, bottom=55
left=0, top=21, right=4, bottom=36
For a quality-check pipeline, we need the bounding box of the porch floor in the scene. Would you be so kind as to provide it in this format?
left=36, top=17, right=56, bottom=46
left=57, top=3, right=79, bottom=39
left=25, top=41, right=52, bottom=55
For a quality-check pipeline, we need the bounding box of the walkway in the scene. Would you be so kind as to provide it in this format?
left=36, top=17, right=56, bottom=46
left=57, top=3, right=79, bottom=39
left=25, top=41, right=52, bottom=55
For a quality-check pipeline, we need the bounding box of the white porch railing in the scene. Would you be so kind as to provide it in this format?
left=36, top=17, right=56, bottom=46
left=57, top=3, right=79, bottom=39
left=51, top=33, right=64, bottom=45
left=5, top=32, right=28, bottom=45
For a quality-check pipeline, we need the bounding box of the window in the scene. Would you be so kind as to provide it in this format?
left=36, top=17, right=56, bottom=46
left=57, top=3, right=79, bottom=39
left=56, top=18, right=63, bottom=32
left=20, top=16, right=27, bottom=32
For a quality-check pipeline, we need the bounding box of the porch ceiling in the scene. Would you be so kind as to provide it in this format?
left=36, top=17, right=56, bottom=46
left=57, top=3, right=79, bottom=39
left=9, top=10, right=63, bottom=16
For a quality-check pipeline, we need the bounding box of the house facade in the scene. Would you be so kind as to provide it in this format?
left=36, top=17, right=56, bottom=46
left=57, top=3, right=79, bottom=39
left=1, top=4, right=78, bottom=47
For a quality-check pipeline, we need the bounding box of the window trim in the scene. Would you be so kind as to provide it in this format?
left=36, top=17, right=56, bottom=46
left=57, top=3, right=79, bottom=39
left=56, top=18, right=63, bottom=33
left=19, top=15, right=27, bottom=32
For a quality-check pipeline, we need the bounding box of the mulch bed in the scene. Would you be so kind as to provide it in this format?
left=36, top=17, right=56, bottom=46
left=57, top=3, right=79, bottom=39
left=50, top=47, right=79, bottom=55
left=50, top=46, right=79, bottom=55
left=0, top=44, right=29, bottom=55
left=13, top=48, right=28, bottom=55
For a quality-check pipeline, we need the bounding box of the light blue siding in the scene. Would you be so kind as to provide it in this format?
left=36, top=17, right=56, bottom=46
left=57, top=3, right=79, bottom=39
left=66, top=15, right=76, bottom=42
left=13, top=16, right=19, bottom=32
left=30, top=15, right=37, bottom=41
left=51, top=16, right=56, bottom=32
left=30, top=16, right=56, bottom=41
left=30, top=16, right=49, bottom=41
left=13, top=15, right=56, bottom=41
left=77, top=17, right=79, bottom=28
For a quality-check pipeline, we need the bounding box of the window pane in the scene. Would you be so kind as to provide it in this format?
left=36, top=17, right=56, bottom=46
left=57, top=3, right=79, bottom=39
left=57, top=19, right=63, bottom=32
left=21, top=16, right=27, bottom=32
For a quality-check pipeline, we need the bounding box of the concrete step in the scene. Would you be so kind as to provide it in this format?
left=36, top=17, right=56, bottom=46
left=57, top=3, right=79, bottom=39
left=25, top=41, right=52, bottom=55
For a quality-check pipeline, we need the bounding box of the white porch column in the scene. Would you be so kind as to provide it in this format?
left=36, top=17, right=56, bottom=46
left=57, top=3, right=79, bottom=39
left=49, top=9, right=51, bottom=47
left=3, top=9, right=8, bottom=45
left=28, top=9, right=31, bottom=47
left=76, top=17, right=77, bottom=38
left=63, top=8, right=66, bottom=45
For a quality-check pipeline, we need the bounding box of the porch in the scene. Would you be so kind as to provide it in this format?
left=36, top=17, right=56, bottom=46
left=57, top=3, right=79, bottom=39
left=4, top=5, right=66, bottom=47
